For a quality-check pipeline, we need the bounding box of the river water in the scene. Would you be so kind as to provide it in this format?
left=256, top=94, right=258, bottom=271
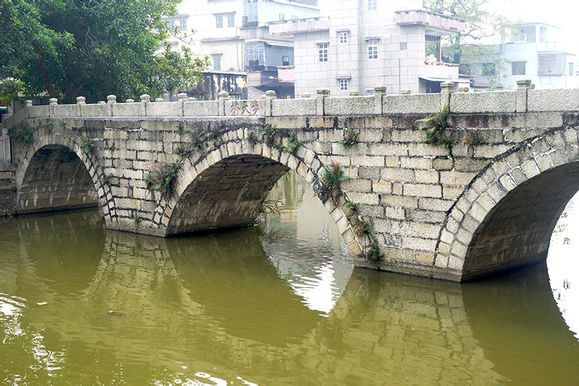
left=0, top=173, right=578, bottom=385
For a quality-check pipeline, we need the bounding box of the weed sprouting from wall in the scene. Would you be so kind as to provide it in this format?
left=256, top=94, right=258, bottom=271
left=9, top=124, right=36, bottom=146
left=342, top=128, right=359, bottom=148
left=318, top=162, right=347, bottom=202
left=259, top=123, right=277, bottom=146
left=415, top=105, right=456, bottom=152
left=145, top=162, right=181, bottom=196
left=284, top=133, right=301, bottom=153
left=80, top=137, right=95, bottom=154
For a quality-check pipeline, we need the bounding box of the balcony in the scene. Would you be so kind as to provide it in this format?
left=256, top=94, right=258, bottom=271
left=419, top=61, right=460, bottom=80
left=395, top=10, right=465, bottom=34
left=269, top=17, right=330, bottom=35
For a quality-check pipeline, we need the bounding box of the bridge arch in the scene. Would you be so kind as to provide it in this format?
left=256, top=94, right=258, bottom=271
left=154, top=129, right=364, bottom=256
left=15, top=126, right=116, bottom=225
left=438, top=125, right=579, bottom=281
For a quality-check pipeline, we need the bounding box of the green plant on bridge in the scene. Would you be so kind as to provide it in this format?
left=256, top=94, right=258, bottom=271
left=342, top=128, right=359, bottom=148
left=318, top=162, right=347, bottom=202
left=105, top=173, right=117, bottom=185
left=464, top=131, right=484, bottom=148
left=353, top=218, right=382, bottom=262
left=80, top=137, right=95, bottom=154
left=259, top=123, right=277, bottom=147
left=9, top=124, right=36, bottom=146
left=415, top=105, right=456, bottom=152
left=283, top=133, right=301, bottom=153
left=145, top=161, right=181, bottom=196
left=132, top=213, right=142, bottom=228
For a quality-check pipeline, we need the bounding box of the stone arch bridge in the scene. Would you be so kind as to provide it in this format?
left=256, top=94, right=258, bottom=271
left=4, top=83, right=579, bottom=282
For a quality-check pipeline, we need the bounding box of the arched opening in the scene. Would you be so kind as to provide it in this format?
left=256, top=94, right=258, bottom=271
left=463, top=162, right=579, bottom=280
left=18, top=145, right=99, bottom=214
left=166, top=154, right=290, bottom=235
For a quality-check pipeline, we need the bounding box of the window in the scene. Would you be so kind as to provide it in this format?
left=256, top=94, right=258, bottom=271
left=339, top=79, right=349, bottom=91
left=368, top=0, right=377, bottom=10
left=338, top=31, right=349, bottom=44
left=215, top=14, right=224, bottom=28
left=512, top=61, right=526, bottom=75
left=227, top=13, right=235, bottom=28
left=570, top=63, right=575, bottom=76
left=400, top=42, right=407, bottom=50
left=216, top=13, right=235, bottom=28
left=282, top=56, right=290, bottom=66
left=212, top=54, right=222, bottom=71
left=318, top=42, right=329, bottom=62
left=368, top=39, right=379, bottom=60
left=483, top=63, right=496, bottom=76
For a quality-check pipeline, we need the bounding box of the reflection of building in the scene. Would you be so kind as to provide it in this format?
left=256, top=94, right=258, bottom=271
left=270, top=0, right=465, bottom=95
left=167, top=0, right=320, bottom=98
left=461, top=23, right=578, bottom=90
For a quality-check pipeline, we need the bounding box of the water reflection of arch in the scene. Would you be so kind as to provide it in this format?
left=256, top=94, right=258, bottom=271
left=462, top=266, right=579, bottom=384
left=166, top=228, right=321, bottom=345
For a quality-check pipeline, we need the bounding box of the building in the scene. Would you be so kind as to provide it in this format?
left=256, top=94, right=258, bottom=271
left=269, top=0, right=465, bottom=96
left=461, top=22, right=578, bottom=90
left=166, top=0, right=320, bottom=98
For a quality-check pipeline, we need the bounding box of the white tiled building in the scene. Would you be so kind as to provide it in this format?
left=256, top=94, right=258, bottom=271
left=167, top=0, right=320, bottom=73
left=462, top=23, right=578, bottom=90
left=270, top=0, right=465, bottom=96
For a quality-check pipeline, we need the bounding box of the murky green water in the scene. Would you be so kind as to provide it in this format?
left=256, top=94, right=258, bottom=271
left=1, top=174, right=578, bottom=385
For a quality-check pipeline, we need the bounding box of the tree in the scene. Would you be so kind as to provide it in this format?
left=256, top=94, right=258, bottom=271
left=424, top=0, right=510, bottom=64
left=0, top=0, right=207, bottom=103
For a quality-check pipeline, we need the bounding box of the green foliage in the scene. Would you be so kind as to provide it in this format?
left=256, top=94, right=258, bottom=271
left=342, top=128, right=359, bottom=148
left=105, top=173, right=117, bottom=185
left=176, top=144, right=194, bottom=159
left=0, top=78, right=25, bottom=105
left=464, top=131, right=484, bottom=147
left=190, top=129, right=219, bottom=151
left=259, top=124, right=277, bottom=147
left=9, top=124, right=35, bottom=146
left=284, top=133, right=301, bottom=153
left=80, top=137, right=95, bottom=154
left=133, top=213, right=142, bottom=227
left=424, top=0, right=511, bottom=64
left=247, top=131, right=258, bottom=145
left=353, top=218, right=382, bottom=261
left=319, top=163, right=347, bottom=202
left=415, top=105, right=456, bottom=151
left=0, top=0, right=207, bottom=103
left=145, top=162, right=181, bottom=196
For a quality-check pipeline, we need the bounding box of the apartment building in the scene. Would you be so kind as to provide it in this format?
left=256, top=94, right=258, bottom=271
left=270, top=0, right=465, bottom=96
left=461, top=22, right=577, bottom=90
left=166, top=0, right=320, bottom=98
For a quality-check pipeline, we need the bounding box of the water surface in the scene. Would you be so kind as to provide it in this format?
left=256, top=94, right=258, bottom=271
left=0, top=175, right=578, bottom=384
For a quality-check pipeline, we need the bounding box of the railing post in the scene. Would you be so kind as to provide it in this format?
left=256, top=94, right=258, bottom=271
left=316, top=88, right=330, bottom=116
left=218, top=91, right=229, bottom=116
left=140, top=94, right=150, bottom=116
left=374, top=86, right=386, bottom=115
left=516, top=79, right=532, bottom=113
left=177, top=93, right=187, bottom=117
left=49, top=98, right=58, bottom=117
left=440, top=81, right=455, bottom=110
left=265, top=90, right=276, bottom=117
left=76, top=96, right=86, bottom=117
left=107, top=95, right=117, bottom=117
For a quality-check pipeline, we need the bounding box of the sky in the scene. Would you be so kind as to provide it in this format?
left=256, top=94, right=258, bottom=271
left=319, top=0, right=579, bottom=51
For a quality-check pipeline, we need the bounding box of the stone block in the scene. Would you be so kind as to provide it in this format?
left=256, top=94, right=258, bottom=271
left=404, top=183, right=442, bottom=198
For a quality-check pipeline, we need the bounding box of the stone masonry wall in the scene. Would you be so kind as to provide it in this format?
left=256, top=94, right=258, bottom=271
left=5, top=85, right=579, bottom=281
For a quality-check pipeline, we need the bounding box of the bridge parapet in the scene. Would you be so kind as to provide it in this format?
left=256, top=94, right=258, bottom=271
left=5, top=84, right=579, bottom=129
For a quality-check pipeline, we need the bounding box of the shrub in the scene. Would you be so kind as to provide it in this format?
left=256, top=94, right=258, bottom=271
left=342, top=128, right=359, bottom=148
left=319, top=162, right=347, bottom=202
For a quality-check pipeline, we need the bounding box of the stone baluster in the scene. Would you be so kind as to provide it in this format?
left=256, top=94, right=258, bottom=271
left=374, top=86, right=386, bottom=115
left=107, top=95, right=117, bottom=117
left=49, top=98, right=58, bottom=117
left=218, top=91, right=229, bottom=116
left=140, top=94, right=150, bottom=116
left=76, top=96, right=86, bottom=117
left=440, top=81, right=455, bottom=110
left=316, top=88, right=330, bottom=116
left=516, top=79, right=532, bottom=113
left=265, top=90, right=276, bottom=117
